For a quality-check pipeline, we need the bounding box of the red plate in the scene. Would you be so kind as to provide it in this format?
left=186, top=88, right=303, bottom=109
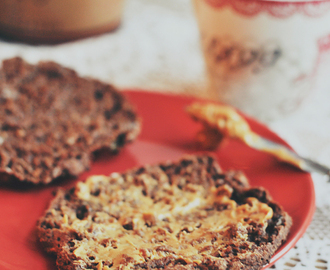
left=0, top=90, right=315, bottom=270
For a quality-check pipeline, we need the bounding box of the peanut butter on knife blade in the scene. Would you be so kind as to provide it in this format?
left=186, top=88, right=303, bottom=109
left=186, top=103, right=304, bottom=170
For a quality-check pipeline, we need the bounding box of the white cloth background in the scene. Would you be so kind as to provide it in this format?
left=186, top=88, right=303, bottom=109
left=0, top=0, right=329, bottom=269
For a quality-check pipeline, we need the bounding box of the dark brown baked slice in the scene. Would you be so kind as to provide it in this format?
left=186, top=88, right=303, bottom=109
left=0, top=57, right=140, bottom=184
left=37, top=155, right=292, bottom=270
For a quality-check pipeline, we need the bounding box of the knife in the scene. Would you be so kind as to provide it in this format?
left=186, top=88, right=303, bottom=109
left=186, top=102, right=330, bottom=176
left=250, top=135, right=330, bottom=175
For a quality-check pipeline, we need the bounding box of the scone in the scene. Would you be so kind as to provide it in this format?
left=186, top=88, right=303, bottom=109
left=37, top=155, right=292, bottom=270
left=0, top=57, right=140, bottom=184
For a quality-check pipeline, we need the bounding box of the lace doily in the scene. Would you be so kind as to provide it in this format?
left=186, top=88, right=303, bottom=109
left=0, top=0, right=329, bottom=269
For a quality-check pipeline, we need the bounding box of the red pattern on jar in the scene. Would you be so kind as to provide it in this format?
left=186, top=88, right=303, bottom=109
left=203, top=0, right=330, bottom=18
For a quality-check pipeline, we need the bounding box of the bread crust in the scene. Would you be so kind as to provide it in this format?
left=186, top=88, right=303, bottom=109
left=0, top=57, right=140, bottom=184
left=37, top=155, right=292, bottom=270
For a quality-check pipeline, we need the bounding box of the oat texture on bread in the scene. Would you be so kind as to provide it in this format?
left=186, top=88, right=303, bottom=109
left=37, top=155, right=292, bottom=270
left=0, top=57, right=140, bottom=184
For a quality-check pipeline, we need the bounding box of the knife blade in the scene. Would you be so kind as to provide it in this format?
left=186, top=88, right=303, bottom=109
left=250, top=136, right=330, bottom=175
left=186, top=102, right=330, bottom=176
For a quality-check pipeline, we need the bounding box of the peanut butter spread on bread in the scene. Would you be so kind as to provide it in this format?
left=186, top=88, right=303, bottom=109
left=68, top=172, right=272, bottom=269
left=38, top=155, right=291, bottom=270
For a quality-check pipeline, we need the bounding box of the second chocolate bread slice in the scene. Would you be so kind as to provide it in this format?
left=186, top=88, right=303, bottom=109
left=0, top=57, right=140, bottom=184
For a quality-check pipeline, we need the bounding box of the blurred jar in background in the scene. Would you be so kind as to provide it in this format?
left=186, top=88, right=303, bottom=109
left=193, top=0, right=330, bottom=122
left=0, top=0, right=125, bottom=44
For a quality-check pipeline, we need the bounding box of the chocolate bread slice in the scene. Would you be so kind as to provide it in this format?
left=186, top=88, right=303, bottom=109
left=37, top=155, right=292, bottom=270
left=0, top=57, right=140, bottom=184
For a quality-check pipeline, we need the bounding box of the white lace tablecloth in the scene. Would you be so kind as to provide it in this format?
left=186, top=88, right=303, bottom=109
left=1, top=0, right=329, bottom=269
